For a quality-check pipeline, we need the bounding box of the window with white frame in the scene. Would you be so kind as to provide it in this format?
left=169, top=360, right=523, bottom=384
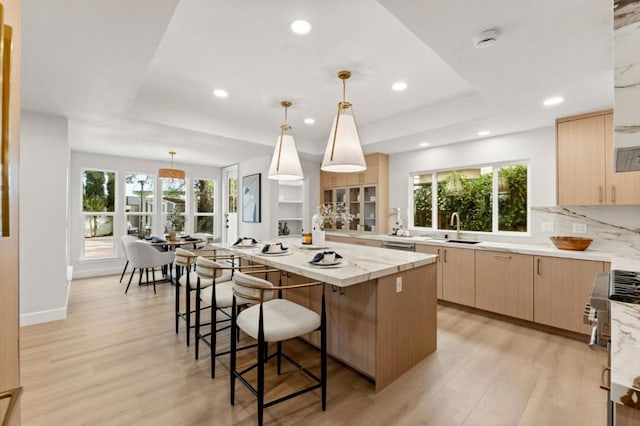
left=82, top=169, right=116, bottom=257
left=412, top=163, right=528, bottom=233
left=124, top=173, right=155, bottom=238
left=161, top=177, right=186, bottom=233
left=193, top=178, right=216, bottom=234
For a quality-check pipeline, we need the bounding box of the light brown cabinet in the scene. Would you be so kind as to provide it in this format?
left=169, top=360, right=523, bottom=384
left=533, top=256, right=607, bottom=334
left=475, top=251, right=534, bottom=320
left=557, top=110, right=640, bottom=205
left=320, top=153, right=388, bottom=234
left=441, top=246, right=475, bottom=306
left=416, top=245, right=443, bottom=299
left=352, top=239, right=381, bottom=248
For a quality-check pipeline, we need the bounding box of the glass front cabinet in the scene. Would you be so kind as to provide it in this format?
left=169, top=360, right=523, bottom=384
left=322, top=185, right=377, bottom=233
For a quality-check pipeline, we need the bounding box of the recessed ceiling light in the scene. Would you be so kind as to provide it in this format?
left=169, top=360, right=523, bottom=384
left=290, top=19, right=311, bottom=35
left=304, top=118, right=315, bottom=125
left=213, top=89, right=228, bottom=98
left=392, top=81, right=407, bottom=91
left=543, top=96, right=564, bottom=106
left=477, top=130, right=491, bottom=136
left=419, top=142, right=430, bottom=147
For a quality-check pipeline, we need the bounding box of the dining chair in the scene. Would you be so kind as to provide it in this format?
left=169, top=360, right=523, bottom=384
left=124, top=242, right=175, bottom=294
left=230, top=272, right=327, bottom=426
left=194, top=257, right=275, bottom=378
left=119, top=235, right=139, bottom=283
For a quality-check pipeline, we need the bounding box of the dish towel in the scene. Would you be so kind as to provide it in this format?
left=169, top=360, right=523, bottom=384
left=310, top=251, right=343, bottom=263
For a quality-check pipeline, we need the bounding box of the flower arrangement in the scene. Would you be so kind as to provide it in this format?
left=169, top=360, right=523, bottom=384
left=314, top=203, right=355, bottom=230
left=166, top=208, right=185, bottom=232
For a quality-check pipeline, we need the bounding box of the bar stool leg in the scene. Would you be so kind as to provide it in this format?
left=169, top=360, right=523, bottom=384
left=230, top=297, right=237, bottom=404
left=257, top=306, right=265, bottom=426
left=175, top=265, right=181, bottom=334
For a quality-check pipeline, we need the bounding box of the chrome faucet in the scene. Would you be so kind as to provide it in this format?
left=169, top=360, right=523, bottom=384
left=450, top=212, right=461, bottom=240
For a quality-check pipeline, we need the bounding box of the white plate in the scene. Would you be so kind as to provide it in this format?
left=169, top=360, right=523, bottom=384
left=308, top=260, right=349, bottom=268
left=256, top=250, right=292, bottom=257
left=298, top=243, right=330, bottom=250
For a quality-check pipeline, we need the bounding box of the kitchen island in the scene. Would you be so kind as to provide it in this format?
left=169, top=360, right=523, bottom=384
left=218, top=239, right=438, bottom=391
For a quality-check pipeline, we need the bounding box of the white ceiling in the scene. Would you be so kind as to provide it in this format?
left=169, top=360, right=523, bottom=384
left=22, top=0, right=613, bottom=167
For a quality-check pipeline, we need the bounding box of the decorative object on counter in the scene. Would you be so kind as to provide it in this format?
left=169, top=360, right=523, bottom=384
left=282, top=222, right=290, bottom=235
left=268, top=100, right=304, bottom=180
left=278, top=222, right=282, bottom=236
left=321, top=70, right=366, bottom=173
left=301, top=231, right=312, bottom=245
left=314, top=203, right=355, bottom=230
left=550, top=236, right=593, bottom=251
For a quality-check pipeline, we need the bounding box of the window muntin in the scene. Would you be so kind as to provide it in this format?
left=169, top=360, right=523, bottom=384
left=412, top=163, right=528, bottom=234
left=193, top=179, right=216, bottom=234
left=82, top=169, right=116, bottom=257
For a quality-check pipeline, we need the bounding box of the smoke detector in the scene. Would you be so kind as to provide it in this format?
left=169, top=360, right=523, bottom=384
left=474, top=29, right=499, bottom=48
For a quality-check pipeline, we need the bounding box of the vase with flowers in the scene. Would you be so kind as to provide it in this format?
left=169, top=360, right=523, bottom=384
left=312, top=203, right=355, bottom=244
left=165, top=208, right=185, bottom=241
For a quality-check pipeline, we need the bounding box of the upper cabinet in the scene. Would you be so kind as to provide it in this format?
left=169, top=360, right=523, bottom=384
left=557, top=110, right=640, bottom=205
left=320, top=153, right=389, bottom=234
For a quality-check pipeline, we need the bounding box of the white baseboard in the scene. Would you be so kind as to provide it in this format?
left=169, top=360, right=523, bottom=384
left=73, top=266, right=122, bottom=279
left=20, top=306, right=67, bottom=326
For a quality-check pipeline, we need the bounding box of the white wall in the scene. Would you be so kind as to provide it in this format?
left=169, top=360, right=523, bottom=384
left=70, top=151, right=222, bottom=278
left=20, top=111, right=70, bottom=325
left=389, top=125, right=557, bottom=224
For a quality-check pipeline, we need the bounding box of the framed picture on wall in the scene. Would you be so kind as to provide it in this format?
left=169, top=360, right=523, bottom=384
left=241, top=173, right=261, bottom=223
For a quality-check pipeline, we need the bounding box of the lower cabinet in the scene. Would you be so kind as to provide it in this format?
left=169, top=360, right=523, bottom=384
left=352, top=239, right=382, bottom=248
left=441, top=246, right=475, bottom=306
left=533, top=256, right=607, bottom=334
left=303, top=278, right=377, bottom=378
left=416, top=245, right=443, bottom=299
left=475, top=251, right=534, bottom=320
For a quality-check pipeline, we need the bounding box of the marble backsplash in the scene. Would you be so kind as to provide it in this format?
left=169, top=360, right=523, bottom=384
left=411, top=205, right=640, bottom=259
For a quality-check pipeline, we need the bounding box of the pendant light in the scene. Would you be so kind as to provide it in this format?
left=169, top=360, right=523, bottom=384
left=268, top=101, right=304, bottom=180
left=158, top=151, right=185, bottom=180
left=321, top=70, right=367, bottom=173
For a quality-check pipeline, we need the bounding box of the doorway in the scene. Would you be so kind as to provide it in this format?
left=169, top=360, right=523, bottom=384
left=221, top=165, right=238, bottom=245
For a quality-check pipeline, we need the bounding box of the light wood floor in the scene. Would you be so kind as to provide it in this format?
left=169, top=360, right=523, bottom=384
left=20, top=275, right=608, bottom=425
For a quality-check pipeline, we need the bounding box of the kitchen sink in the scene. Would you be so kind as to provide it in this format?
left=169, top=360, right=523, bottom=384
left=446, top=239, right=481, bottom=244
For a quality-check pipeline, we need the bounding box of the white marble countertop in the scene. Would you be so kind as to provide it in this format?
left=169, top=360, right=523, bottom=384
left=217, top=238, right=437, bottom=287
left=327, top=232, right=614, bottom=262
left=610, top=257, right=640, bottom=409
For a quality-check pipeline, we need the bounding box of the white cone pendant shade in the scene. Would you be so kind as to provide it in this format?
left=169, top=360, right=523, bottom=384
left=268, top=101, right=304, bottom=180
left=268, top=133, right=304, bottom=180
left=321, top=70, right=367, bottom=173
left=321, top=108, right=366, bottom=172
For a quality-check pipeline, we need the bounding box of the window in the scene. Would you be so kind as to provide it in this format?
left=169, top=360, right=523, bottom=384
left=193, top=178, right=216, bottom=234
left=125, top=173, right=154, bottom=238
left=412, top=163, right=528, bottom=233
left=162, top=178, right=186, bottom=233
left=82, top=169, right=116, bottom=257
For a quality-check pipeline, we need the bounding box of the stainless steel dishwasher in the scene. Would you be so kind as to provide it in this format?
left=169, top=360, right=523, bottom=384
left=381, top=240, right=416, bottom=252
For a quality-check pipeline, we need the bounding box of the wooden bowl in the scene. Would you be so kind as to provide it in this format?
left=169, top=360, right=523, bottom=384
left=550, top=236, right=593, bottom=251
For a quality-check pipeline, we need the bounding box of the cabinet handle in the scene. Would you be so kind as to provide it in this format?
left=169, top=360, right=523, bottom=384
left=437, top=248, right=441, bottom=262
left=611, top=185, right=616, bottom=203
left=494, top=254, right=512, bottom=260
left=331, top=285, right=337, bottom=293
left=536, top=258, right=541, bottom=275
left=443, top=249, right=447, bottom=263
left=339, top=287, right=345, bottom=296
left=600, top=367, right=611, bottom=391
left=598, top=186, right=603, bottom=203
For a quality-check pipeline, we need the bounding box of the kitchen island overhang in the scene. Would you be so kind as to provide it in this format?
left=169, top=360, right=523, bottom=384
left=218, top=240, right=439, bottom=391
